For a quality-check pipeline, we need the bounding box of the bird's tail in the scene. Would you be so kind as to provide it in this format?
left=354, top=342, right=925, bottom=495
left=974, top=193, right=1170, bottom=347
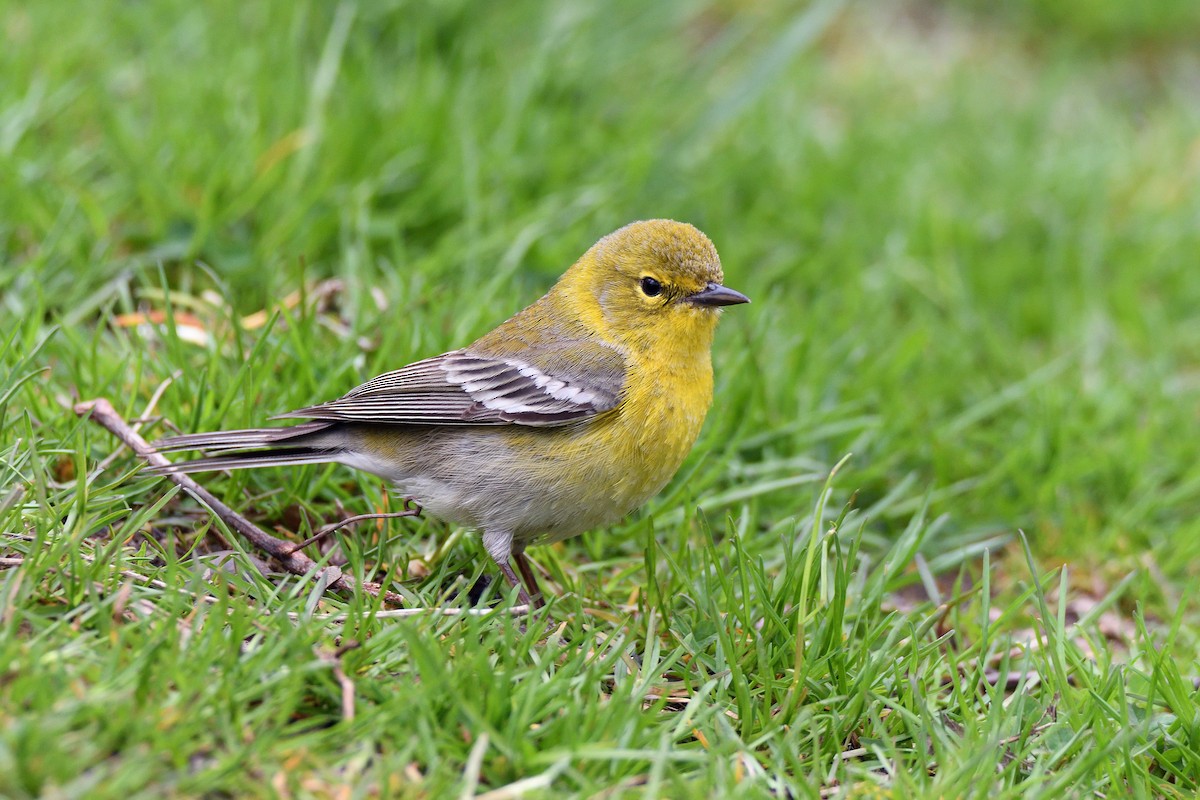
left=149, top=421, right=344, bottom=475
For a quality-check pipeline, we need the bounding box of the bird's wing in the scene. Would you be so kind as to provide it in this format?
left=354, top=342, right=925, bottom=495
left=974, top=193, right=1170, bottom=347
left=277, top=342, right=626, bottom=427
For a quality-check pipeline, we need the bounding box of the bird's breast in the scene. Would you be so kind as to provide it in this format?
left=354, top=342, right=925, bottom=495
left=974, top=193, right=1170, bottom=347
left=529, top=353, right=715, bottom=535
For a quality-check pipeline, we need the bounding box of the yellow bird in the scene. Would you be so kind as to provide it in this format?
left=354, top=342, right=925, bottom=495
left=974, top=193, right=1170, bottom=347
left=154, top=220, right=748, bottom=605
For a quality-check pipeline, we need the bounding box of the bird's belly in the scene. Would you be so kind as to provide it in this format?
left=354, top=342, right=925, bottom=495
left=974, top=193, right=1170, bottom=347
left=340, top=445, right=623, bottom=537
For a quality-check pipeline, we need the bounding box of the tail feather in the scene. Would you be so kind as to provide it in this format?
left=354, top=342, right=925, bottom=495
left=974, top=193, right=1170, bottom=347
left=148, top=447, right=342, bottom=475
left=149, top=421, right=344, bottom=475
left=153, top=421, right=334, bottom=453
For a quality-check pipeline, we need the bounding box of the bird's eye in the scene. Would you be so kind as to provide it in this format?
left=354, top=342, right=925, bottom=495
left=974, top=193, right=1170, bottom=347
left=639, top=277, right=663, bottom=297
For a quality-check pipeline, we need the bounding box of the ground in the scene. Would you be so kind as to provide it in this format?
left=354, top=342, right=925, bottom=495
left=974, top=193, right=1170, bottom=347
left=2, top=0, right=1200, bottom=797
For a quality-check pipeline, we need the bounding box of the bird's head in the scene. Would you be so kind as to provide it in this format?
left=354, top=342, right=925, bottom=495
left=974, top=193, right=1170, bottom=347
left=559, top=219, right=748, bottom=356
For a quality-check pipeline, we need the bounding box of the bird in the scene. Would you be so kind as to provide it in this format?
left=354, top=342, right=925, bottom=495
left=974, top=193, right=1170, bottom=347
left=152, top=219, right=748, bottom=606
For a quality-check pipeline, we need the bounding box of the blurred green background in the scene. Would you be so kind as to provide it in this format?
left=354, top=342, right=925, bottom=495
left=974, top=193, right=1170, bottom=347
left=3, top=0, right=1200, bottom=796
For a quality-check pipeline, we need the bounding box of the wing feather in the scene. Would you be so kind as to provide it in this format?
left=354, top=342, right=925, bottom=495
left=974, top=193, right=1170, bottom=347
left=277, top=343, right=625, bottom=427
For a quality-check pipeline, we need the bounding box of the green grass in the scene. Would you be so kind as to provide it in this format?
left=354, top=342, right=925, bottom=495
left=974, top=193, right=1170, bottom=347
left=4, top=0, right=1200, bottom=796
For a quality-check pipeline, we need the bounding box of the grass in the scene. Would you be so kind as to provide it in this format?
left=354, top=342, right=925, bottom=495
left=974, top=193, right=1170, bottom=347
left=3, top=0, right=1200, bottom=796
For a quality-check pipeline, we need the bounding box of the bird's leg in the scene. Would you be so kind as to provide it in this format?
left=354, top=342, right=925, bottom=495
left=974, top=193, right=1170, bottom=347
left=512, top=544, right=545, bottom=609
left=483, top=528, right=534, bottom=607
left=496, top=562, right=534, bottom=607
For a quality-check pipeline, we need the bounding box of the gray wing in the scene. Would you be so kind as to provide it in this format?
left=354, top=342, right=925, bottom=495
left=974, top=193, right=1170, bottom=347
left=277, top=343, right=626, bottom=428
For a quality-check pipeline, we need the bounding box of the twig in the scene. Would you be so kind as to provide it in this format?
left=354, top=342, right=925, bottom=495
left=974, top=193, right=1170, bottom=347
left=286, top=604, right=531, bottom=621
left=318, top=640, right=360, bottom=722
left=89, top=372, right=180, bottom=480
left=74, top=398, right=405, bottom=607
left=287, top=509, right=421, bottom=554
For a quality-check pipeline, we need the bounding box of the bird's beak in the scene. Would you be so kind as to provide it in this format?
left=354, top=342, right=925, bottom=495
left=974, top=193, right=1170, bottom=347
left=686, top=282, right=750, bottom=307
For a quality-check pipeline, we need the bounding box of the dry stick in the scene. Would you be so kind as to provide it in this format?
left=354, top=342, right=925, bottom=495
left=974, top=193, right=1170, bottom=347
left=287, top=509, right=421, bottom=554
left=88, top=371, right=180, bottom=480
left=74, top=398, right=406, bottom=607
